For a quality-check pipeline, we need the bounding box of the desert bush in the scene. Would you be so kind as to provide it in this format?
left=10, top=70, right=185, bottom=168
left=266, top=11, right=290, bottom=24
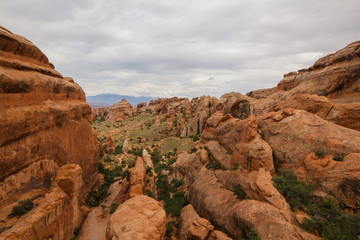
left=110, top=203, right=119, bottom=214
left=300, top=198, right=360, bottom=240
left=233, top=184, right=246, bottom=200
left=315, top=150, right=326, bottom=158
left=8, top=199, right=33, bottom=218
left=206, top=161, right=221, bottom=170
left=272, top=168, right=315, bottom=210
left=115, top=145, right=123, bottom=154
left=333, top=154, right=344, bottom=161
left=165, top=220, right=175, bottom=237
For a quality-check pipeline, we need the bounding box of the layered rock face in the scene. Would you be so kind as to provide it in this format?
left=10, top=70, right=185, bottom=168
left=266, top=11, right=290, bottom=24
left=2, top=164, right=85, bottom=239
left=106, top=98, right=134, bottom=121
left=276, top=41, right=360, bottom=101
left=0, top=26, right=101, bottom=237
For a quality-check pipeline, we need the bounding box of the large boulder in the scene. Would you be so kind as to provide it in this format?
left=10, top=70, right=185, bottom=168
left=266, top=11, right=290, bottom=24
left=106, top=195, right=166, bottom=240
left=200, top=112, right=274, bottom=173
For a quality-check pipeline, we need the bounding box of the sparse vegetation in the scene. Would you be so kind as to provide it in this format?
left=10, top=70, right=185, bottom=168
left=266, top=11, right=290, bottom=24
left=8, top=199, right=33, bottom=218
left=272, top=168, right=315, bottom=210
left=233, top=184, right=246, bottom=200
left=315, top=150, right=326, bottom=158
left=110, top=203, right=119, bottom=214
left=206, top=161, right=221, bottom=170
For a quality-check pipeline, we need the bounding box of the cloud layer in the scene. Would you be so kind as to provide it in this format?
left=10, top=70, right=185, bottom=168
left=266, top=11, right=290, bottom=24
left=0, top=0, right=359, bottom=98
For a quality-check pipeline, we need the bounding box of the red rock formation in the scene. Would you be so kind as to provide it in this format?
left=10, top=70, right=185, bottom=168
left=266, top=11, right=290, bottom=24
left=276, top=41, right=360, bottom=101
left=106, top=195, right=166, bottom=240
left=137, top=102, right=147, bottom=112
left=1, top=164, right=85, bottom=239
left=179, top=204, right=231, bottom=240
left=129, top=157, right=146, bottom=197
left=258, top=109, right=360, bottom=170
left=0, top=26, right=101, bottom=203
left=264, top=94, right=360, bottom=131
left=106, top=99, right=134, bottom=121
left=0, top=26, right=101, bottom=238
left=295, top=152, right=360, bottom=211
left=147, top=97, right=193, bottom=116
left=200, top=112, right=274, bottom=173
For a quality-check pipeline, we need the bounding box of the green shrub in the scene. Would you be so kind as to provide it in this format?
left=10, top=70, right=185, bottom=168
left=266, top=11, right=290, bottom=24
left=146, top=190, right=155, bottom=199
left=333, top=154, right=344, bottom=161
left=165, top=220, right=175, bottom=237
left=74, top=226, right=81, bottom=237
left=168, top=158, right=176, bottom=165
left=150, top=148, right=161, bottom=163
left=164, top=194, right=187, bottom=217
left=173, top=191, right=185, bottom=198
left=232, top=163, right=239, bottom=170
left=206, top=161, right=221, bottom=170
left=190, top=147, right=197, bottom=153
left=315, top=150, right=326, bottom=158
left=234, top=184, right=246, bottom=200
left=8, top=199, right=33, bottom=218
left=115, top=145, right=123, bottom=154
left=110, top=203, right=119, bottom=214
left=272, top=168, right=315, bottom=210
left=300, top=198, right=360, bottom=240
left=158, top=189, right=170, bottom=201
left=192, top=134, right=200, bottom=141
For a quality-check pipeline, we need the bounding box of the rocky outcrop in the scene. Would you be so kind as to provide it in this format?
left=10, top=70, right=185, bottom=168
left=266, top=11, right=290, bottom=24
left=258, top=109, right=360, bottom=171
left=276, top=41, right=360, bottom=101
left=295, top=152, right=360, bottom=212
left=188, top=169, right=320, bottom=240
left=129, top=157, right=146, bottom=197
left=105, top=135, right=115, bottom=153
left=106, top=99, right=134, bottom=122
left=137, top=102, right=147, bottom=112
left=200, top=112, right=274, bottom=173
left=147, top=97, right=193, bottom=116
left=265, top=94, right=360, bottom=131
left=179, top=204, right=231, bottom=240
left=106, top=195, right=166, bottom=240
left=1, top=164, right=84, bottom=239
left=220, top=92, right=254, bottom=119
left=0, top=26, right=101, bottom=209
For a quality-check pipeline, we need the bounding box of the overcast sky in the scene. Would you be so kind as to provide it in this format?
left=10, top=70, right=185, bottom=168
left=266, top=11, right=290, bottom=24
left=0, top=0, right=359, bottom=98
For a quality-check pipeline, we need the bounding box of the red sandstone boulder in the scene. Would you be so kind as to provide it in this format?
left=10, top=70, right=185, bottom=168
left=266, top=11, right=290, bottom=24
left=129, top=157, right=146, bottom=197
left=106, top=195, right=166, bottom=240
left=201, top=112, right=274, bottom=173
left=137, top=102, right=147, bottom=112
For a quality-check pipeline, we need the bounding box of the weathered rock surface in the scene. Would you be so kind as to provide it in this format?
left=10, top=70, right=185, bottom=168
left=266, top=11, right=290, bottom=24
left=106, top=99, right=134, bottom=122
left=258, top=109, right=360, bottom=170
left=147, top=97, right=193, bottom=116
left=105, top=135, right=115, bottom=153
left=220, top=92, right=254, bottom=119
left=188, top=169, right=320, bottom=240
left=0, top=26, right=101, bottom=207
left=1, top=164, right=84, bottom=239
left=295, top=152, right=360, bottom=212
left=106, top=195, right=166, bottom=240
left=200, top=112, right=274, bottom=173
left=179, top=204, right=231, bottom=240
left=276, top=41, right=360, bottom=101
left=129, top=157, right=146, bottom=197
left=137, top=102, right=147, bottom=112
left=264, top=94, right=360, bottom=131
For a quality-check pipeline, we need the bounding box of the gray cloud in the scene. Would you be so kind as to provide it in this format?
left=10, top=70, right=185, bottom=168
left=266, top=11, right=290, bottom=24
left=0, top=0, right=359, bottom=98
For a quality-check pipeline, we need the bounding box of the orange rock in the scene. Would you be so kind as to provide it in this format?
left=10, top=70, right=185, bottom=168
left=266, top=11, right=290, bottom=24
left=129, top=157, right=146, bottom=197
left=137, top=102, right=147, bottom=112
left=106, top=99, right=134, bottom=122
left=105, top=135, right=115, bottom=153
left=106, top=195, right=166, bottom=240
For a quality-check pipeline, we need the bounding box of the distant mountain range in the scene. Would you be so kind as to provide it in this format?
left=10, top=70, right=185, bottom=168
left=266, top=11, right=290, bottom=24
left=86, top=94, right=154, bottom=108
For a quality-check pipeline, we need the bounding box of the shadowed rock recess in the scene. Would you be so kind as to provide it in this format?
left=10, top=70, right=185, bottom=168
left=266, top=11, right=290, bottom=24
left=2, top=27, right=360, bottom=240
